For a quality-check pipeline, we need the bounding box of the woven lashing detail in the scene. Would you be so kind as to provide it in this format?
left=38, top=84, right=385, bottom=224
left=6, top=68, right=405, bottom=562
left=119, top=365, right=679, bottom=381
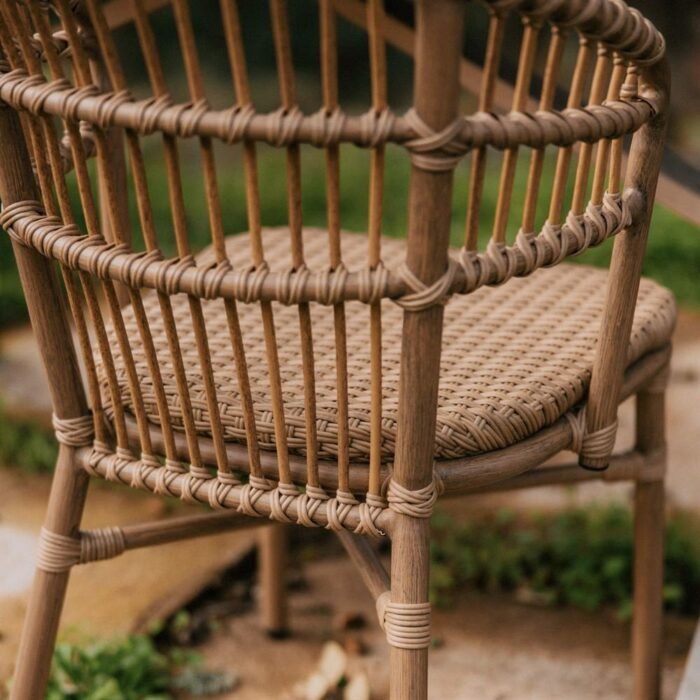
left=376, top=591, right=431, bottom=650
left=85, top=448, right=390, bottom=535
left=1, top=193, right=633, bottom=307
left=37, top=526, right=126, bottom=573
left=52, top=413, right=94, bottom=447
left=92, top=228, right=675, bottom=463
left=0, top=66, right=656, bottom=156
left=566, top=409, right=619, bottom=466
left=387, top=476, right=442, bottom=519
left=394, top=259, right=459, bottom=311
left=83, top=450, right=443, bottom=533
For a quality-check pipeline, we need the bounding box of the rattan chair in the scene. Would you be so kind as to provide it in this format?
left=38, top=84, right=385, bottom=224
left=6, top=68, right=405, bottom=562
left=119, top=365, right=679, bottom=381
left=0, top=0, right=673, bottom=698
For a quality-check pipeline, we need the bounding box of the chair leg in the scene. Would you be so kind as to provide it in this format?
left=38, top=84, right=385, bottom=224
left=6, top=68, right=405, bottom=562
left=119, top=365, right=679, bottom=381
left=632, top=388, right=666, bottom=700
left=632, top=479, right=664, bottom=700
left=258, top=523, right=289, bottom=638
left=389, top=516, right=431, bottom=700
left=11, top=447, right=90, bottom=700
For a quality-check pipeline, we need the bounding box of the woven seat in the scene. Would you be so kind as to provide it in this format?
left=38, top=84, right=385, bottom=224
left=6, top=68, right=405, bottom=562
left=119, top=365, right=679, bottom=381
left=102, top=227, right=676, bottom=465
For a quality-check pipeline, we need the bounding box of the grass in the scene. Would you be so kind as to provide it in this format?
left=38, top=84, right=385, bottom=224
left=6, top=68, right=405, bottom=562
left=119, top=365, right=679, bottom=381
left=0, top=404, right=57, bottom=473
left=430, top=505, right=700, bottom=620
left=0, top=140, right=699, bottom=336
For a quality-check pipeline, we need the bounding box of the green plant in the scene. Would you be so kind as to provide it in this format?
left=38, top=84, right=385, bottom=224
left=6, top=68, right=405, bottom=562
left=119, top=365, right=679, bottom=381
left=0, top=405, right=57, bottom=473
left=430, top=505, right=700, bottom=620
left=37, top=634, right=236, bottom=700
left=45, top=636, right=173, bottom=700
left=2, top=134, right=699, bottom=336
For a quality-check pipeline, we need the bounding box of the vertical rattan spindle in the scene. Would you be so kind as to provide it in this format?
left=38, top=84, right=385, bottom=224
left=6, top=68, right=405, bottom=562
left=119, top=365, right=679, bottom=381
left=366, top=0, right=387, bottom=501
left=319, top=0, right=351, bottom=497
left=465, top=8, right=505, bottom=250
left=491, top=17, right=540, bottom=245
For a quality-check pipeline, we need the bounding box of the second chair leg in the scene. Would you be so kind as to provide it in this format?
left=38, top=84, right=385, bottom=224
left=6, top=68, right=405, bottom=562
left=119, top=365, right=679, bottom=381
left=10, top=448, right=90, bottom=700
left=632, top=478, right=665, bottom=700
left=258, top=523, right=289, bottom=638
left=632, top=387, right=667, bottom=700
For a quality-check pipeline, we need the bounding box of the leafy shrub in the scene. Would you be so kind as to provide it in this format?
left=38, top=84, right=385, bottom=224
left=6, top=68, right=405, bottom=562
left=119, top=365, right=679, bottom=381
left=430, top=505, right=700, bottom=620
left=45, top=636, right=171, bottom=700
left=0, top=405, right=57, bottom=473
left=40, top=634, right=235, bottom=699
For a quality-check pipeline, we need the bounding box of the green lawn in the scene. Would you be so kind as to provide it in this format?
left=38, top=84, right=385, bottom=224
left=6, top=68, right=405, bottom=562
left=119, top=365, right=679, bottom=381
left=1, top=140, right=698, bottom=332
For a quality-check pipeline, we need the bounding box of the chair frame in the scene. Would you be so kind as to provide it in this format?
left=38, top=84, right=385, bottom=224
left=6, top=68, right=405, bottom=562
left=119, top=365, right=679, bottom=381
left=0, top=0, right=670, bottom=698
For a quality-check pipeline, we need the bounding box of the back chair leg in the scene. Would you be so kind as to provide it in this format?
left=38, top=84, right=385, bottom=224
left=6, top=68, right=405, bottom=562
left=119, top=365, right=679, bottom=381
left=10, top=448, right=90, bottom=700
left=258, top=524, right=289, bottom=638
left=389, top=516, right=431, bottom=700
left=632, top=386, right=667, bottom=700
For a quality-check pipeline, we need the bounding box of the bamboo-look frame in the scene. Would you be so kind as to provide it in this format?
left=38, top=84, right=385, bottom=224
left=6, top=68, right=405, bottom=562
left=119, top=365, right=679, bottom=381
left=0, top=0, right=671, bottom=698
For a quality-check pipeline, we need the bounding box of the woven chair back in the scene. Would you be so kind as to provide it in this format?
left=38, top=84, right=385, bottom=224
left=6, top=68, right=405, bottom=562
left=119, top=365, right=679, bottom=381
left=0, top=0, right=667, bottom=528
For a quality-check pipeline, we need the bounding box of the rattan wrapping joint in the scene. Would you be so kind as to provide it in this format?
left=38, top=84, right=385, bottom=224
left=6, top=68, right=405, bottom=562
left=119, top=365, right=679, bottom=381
left=566, top=409, right=619, bottom=468
left=83, top=447, right=396, bottom=535
left=37, top=526, right=126, bottom=574
left=52, top=413, right=94, bottom=447
left=376, top=590, right=432, bottom=650
left=395, top=259, right=459, bottom=311
left=403, top=108, right=467, bottom=172
left=1, top=194, right=634, bottom=307
left=386, top=475, right=442, bottom=519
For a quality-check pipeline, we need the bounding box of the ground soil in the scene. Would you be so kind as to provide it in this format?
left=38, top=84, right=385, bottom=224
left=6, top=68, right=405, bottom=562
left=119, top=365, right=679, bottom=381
left=0, top=309, right=698, bottom=697
left=199, top=555, right=694, bottom=700
left=0, top=468, right=253, bottom=682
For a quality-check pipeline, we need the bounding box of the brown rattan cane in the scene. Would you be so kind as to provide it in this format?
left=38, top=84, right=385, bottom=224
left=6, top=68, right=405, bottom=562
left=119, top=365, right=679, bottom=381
left=0, top=1, right=672, bottom=697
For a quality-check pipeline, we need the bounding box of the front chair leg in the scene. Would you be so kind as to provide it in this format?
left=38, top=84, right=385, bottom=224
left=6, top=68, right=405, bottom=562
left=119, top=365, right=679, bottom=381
left=632, top=386, right=667, bottom=700
left=258, top=523, right=289, bottom=638
left=389, top=515, right=432, bottom=700
left=11, top=447, right=90, bottom=700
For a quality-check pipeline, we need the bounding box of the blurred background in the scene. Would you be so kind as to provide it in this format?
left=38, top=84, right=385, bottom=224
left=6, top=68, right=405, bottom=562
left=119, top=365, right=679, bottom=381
left=0, top=1, right=698, bottom=698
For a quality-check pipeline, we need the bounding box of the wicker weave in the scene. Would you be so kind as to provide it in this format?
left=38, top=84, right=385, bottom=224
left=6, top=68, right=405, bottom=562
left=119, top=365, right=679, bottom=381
left=0, top=0, right=674, bottom=695
left=100, top=227, right=676, bottom=466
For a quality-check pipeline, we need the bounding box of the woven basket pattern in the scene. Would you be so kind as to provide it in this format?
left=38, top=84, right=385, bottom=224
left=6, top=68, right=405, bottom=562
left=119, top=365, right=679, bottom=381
left=97, top=228, right=675, bottom=463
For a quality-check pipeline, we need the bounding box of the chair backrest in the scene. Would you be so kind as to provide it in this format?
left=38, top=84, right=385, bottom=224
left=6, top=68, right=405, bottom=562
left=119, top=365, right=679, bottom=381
left=0, top=0, right=667, bottom=522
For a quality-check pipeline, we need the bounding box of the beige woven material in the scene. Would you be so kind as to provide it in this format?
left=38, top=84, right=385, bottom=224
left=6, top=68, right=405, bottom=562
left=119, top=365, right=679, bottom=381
left=98, top=227, right=675, bottom=465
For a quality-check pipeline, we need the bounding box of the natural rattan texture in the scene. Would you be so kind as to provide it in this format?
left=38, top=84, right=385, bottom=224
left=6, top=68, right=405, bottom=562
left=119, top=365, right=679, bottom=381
left=98, top=227, right=676, bottom=465
left=0, top=0, right=673, bottom=696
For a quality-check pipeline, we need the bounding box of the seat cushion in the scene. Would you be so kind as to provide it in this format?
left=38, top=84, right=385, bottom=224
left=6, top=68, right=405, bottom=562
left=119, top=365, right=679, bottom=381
left=100, top=228, right=676, bottom=462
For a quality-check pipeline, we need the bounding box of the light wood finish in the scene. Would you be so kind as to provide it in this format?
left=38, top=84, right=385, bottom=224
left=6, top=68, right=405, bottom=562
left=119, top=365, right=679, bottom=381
left=582, top=59, right=671, bottom=469
left=0, top=93, right=91, bottom=700
left=0, top=1, right=672, bottom=697
left=336, top=531, right=390, bottom=600
left=10, top=448, right=89, bottom=700
left=120, top=510, right=269, bottom=550
left=632, top=386, right=667, bottom=700
left=390, top=1, right=465, bottom=697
